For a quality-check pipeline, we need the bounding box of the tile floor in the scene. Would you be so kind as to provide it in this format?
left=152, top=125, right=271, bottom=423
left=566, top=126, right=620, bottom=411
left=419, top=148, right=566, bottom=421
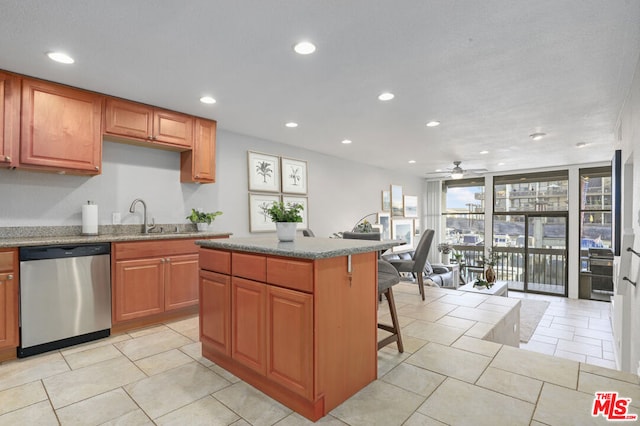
left=0, top=283, right=638, bottom=425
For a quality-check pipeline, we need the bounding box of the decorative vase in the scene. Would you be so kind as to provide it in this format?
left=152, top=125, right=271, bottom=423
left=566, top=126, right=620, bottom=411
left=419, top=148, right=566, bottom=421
left=196, top=222, right=208, bottom=232
left=485, top=265, right=496, bottom=283
left=441, top=253, right=450, bottom=264
left=276, top=222, right=297, bottom=242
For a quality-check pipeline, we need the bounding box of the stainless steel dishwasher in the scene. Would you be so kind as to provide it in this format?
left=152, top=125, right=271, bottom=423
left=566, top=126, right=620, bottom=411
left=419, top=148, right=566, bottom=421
left=19, top=243, right=111, bottom=357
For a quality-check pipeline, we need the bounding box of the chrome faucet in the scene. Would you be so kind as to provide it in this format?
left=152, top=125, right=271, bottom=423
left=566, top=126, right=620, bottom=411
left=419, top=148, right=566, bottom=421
left=129, top=198, right=155, bottom=233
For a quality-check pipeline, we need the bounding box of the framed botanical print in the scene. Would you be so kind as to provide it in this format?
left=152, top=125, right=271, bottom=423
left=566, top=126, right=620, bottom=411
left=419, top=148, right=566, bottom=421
left=282, top=195, right=309, bottom=229
left=403, top=195, right=418, bottom=218
left=391, top=218, right=414, bottom=250
left=390, top=184, right=403, bottom=217
left=377, top=212, right=391, bottom=240
left=381, top=190, right=391, bottom=211
left=248, top=151, right=280, bottom=192
left=249, top=193, right=280, bottom=232
left=281, top=157, right=308, bottom=194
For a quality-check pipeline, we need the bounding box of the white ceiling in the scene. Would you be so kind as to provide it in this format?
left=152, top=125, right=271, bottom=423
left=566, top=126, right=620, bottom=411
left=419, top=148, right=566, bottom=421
left=2, top=0, right=639, bottom=178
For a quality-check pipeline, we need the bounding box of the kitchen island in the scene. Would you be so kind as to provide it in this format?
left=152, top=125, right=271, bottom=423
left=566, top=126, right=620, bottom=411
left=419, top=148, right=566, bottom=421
left=196, top=237, right=399, bottom=421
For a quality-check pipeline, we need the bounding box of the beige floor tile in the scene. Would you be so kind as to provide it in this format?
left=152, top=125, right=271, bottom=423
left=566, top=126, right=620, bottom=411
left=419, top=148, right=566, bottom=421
left=43, top=356, right=145, bottom=409
left=533, top=382, right=608, bottom=425
left=406, top=342, right=491, bottom=383
left=0, top=400, right=58, bottom=425
left=125, top=361, right=230, bottom=419
left=380, top=362, right=445, bottom=397
left=100, top=409, right=154, bottom=425
left=402, top=320, right=466, bottom=345
left=555, top=349, right=587, bottom=363
left=418, top=378, right=534, bottom=425
left=434, top=315, right=476, bottom=330
left=448, top=306, right=505, bottom=324
left=56, top=388, right=138, bottom=425
left=60, top=333, right=132, bottom=356
left=209, top=364, right=241, bottom=384
left=330, top=380, right=425, bottom=426
left=529, top=334, right=558, bottom=345
left=553, top=315, right=589, bottom=328
left=179, top=341, right=215, bottom=367
left=476, top=302, right=513, bottom=314
left=573, top=334, right=602, bottom=347
left=377, top=347, right=410, bottom=377
left=574, top=327, right=614, bottom=341
left=154, top=395, right=240, bottom=425
left=213, top=381, right=292, bottom=426
left=530, top=325, right=574, bottom=340
left=557, top=339, right=602, bottom=357
left=491, top=345, right=579, bottom=389
left=164, top=315, right=199, bottom=333
left=476, top=366, right=543, bottom=403
left=135, top=348, right=194, bottom=376
left=588, top=317, right=612, bottom=331
left=402, top=412, right=447, bottom=425
left=0, top=352, right=69, bottom=391
left=126, top=324, right=172, bottom=338
left=392, top=334, right=427, bottom=354
left=578, top=371, right=640, bottom=409
left=276, top=412, right=348, bottom=425
left=585, top=357, right=618, bottom=370
left=397, top=303, right=453, bottom=322
left=451, top=335, right=502, bottom=357
left=439, top=293, right=488, bottom=308
left=115, top=329, right=193, bottom=361
left=580, top=363, right=640, bottom=385
left=63, top=343, right=122, bottom=370
left=519, top=339, right=556, bottom=356
left=0, top=380, right=48, bottom=416
left=463, top=321, right=494, bottom=339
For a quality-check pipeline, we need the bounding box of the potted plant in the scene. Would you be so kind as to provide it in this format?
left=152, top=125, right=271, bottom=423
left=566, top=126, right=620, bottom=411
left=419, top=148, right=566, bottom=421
left=480, top=247, right=498, bottom=283
left=437, top=242, right=453, bottom=264
left=267, top=201, right=303, bottom=242
left=186, top=208, right=223, bottom=231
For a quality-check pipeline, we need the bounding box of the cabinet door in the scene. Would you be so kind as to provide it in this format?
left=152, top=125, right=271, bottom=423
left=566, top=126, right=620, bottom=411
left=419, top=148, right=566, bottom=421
left=232, top=277, right=266, bottom=374
left=21, top=78, right=102, bottom=173
left=153, top=109, right=193, bottom=148
left=0, top=250, right=18, bottom=349
left=180, top=118, right=215, bottom=183
left=0, top=72, right=19, bottom=167
left=114, top=258, right=165, bottom=322
left=165, top=254, right=199, bottom=311
left=104, top=98, right=153, bottom=140
left=200, top=270, right=231, bottom=356
left=266, top=286, right=313, bottom=399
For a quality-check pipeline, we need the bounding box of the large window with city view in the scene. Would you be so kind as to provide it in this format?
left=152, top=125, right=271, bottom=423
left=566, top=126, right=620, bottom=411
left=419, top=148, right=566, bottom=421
left=579, top=167, right=612, bottom=272
left=442, top=179, right=485, bottom=271
left=493, top=171, right=569, bottom=295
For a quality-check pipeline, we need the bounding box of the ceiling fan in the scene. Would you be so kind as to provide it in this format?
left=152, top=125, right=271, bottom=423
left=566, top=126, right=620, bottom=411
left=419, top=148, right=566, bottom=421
left=424, top=161, right=488, bottom=180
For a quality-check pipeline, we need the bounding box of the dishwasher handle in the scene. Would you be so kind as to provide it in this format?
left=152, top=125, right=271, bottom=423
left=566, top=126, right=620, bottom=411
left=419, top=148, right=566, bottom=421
left=20, top=243, right=111, bottom=261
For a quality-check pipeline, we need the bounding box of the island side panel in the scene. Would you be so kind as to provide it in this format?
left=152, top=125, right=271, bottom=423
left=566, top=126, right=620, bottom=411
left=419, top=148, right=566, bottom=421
left=314, top=252, right=378, bottom=412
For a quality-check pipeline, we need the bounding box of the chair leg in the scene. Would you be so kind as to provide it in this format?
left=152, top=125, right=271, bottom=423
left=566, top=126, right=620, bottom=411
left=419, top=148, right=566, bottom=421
left=417, top=274, right=425, bottom=301
left=377, top=288, right=404, bottom=353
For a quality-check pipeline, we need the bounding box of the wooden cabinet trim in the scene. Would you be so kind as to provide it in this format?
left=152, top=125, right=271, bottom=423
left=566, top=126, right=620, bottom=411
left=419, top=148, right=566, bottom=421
left=0, top=72, right=20, bottom=168
left=232, top=252, right=266, bottom=282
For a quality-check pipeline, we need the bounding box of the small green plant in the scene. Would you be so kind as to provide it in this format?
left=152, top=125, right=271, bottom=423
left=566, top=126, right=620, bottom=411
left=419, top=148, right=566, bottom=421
left=354, top=219, right=373, bottom=233
left=267, top=202, right=303, bottom=223
left=186, top=209, right=223, bottom=224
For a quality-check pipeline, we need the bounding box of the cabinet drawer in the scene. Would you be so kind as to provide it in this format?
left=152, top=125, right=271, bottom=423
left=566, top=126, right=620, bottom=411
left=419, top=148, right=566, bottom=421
left=266, top=258, right=313, bottom=293
left=200, top=248, right=231, bottom=274
left=0, top=251, right=14, bottom=272
left=232, top=253, right=266, bottom=282
left=114, top=239, right=198, bottom=260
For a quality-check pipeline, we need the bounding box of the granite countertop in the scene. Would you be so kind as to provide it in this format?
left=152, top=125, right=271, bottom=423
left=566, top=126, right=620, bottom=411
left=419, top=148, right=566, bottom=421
left=196, top=236, right=402, bottom=259
left=0, top=225, right=232, bottom=248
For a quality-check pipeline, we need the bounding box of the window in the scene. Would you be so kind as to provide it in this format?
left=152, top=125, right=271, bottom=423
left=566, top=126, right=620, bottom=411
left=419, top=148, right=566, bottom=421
left=579, top=167, right=612, bottom=268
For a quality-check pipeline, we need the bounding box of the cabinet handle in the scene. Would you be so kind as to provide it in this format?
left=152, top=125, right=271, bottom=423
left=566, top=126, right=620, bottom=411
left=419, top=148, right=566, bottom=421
left=160, top=259, right=165, bottom=263
left=4, top=156, right=10, bottom=162
left=165, top=258, right=171, bottom=263
left=94, top=166, right=99, bottom=171
left=6, top=274, right=13, bottom=280
left=147, top=136, right=154, bottom=140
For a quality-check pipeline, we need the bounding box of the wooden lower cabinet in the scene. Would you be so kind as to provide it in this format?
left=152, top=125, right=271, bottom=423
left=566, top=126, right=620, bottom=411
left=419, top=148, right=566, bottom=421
left=112, top=240, right=204, bottom=325
left=0, top=249, right=18, bottom=355
left=199, top=249, right=377, bottom=421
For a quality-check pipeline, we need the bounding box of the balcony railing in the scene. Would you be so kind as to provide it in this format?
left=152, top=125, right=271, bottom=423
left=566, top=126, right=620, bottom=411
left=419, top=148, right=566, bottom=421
left=450, top=245, right=567, bottom=292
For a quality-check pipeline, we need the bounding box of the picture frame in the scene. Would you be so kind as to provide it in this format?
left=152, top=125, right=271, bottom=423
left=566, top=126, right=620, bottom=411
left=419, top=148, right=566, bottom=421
left=390, top=184, right=403, bottom=216
left=281, top=157, right=308, bottom=194
left=248, top=151, right=280, bottom=192
left=391, top=218, right=414, bottom=251
left=377, top=212, right=391, bottom=240
left=381, top=190, right=391, bottom=211
left=282, top=195, right=309, bottom=229
left=249, top=193, right=280, bottom=232
left=403, top=195, right=418, bottom=218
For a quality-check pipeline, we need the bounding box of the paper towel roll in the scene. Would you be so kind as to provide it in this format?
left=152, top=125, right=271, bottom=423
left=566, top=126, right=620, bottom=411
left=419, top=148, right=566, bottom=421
left=82, top=203, right=98, bottom=235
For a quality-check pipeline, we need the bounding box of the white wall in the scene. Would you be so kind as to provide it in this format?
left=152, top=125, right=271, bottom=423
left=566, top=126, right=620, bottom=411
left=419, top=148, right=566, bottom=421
left=615, top=52, right=640, bottom=374
left=0, top=130, right=423, bottom=238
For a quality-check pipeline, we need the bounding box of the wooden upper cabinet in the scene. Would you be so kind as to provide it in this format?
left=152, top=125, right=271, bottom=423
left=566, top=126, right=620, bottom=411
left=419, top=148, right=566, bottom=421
left=0, top=72, right=20, bottom=168
left=180, top=118, right=216, bottom=183
left=104, top=98, right=193, bottom=150
left=20, top=78, right=103, bottom=174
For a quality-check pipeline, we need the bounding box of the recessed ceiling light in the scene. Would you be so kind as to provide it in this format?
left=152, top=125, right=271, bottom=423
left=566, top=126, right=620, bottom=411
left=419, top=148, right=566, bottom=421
left=285, top=122, right=298, bottom=128
left=293, top=41, right=316, bottom=55
left=480, top=150, right=489, bottom=155
left=408, top=160, right=416, bottom=164
left=426, top=121, right=440, bottom=127
left=498, top=162, right=505, bottom=166
left=199, top=96, right=216, bottom=104
left=576, top=142, right=587, bottom=148
left=378, top=92, right=394, bottom=101
left=47, top=51, right=74, bottom=64
left=529, top=132, right=546, bottom=141
left=341, top=139, right=352, bottom=144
